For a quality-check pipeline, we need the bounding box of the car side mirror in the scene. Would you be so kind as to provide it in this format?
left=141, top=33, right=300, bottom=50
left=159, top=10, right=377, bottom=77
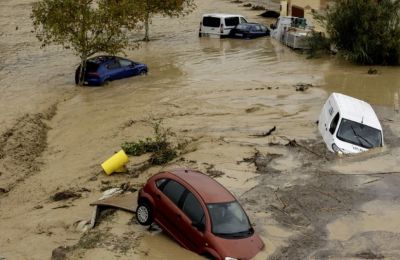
left=192, top=221, right=205, bottom=232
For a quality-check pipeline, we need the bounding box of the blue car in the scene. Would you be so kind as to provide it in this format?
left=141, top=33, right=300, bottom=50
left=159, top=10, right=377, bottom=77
left=75, top=56, right=148, bottom=86
left=229, top=23, right=270, bottom=39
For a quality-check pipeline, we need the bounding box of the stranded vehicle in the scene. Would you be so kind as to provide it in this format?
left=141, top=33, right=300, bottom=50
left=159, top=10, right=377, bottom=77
left=199, top=13, right=248, bottom=38
left=136, top=169, right=264, bottom=259
left=318, top=93, right=384, bottom=154
left=75, top=56, right=148, bottom=86
left=229, top=23, right=270, bottom=39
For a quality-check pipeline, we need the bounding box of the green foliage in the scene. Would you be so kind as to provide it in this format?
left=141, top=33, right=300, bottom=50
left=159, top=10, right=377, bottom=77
left=306, top=31, right=331, bottom=58
left=121, top=120, right=178, bottom=165
left=316, top=0, right=400, bottom=65
left=31, top=0, right=144, bottom=85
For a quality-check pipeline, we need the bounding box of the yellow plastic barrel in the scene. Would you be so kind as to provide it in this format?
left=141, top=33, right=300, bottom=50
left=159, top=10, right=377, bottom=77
left=101, top=150, right=129, bottom=175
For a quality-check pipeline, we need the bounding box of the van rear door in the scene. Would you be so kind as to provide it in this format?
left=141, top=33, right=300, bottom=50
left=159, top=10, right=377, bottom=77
left=202, top=16, right=221, bottom=35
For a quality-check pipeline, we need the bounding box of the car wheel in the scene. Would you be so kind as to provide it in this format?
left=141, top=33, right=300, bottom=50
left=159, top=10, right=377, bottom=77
left=139, top=70, right=147, bottom=76
left=136, top=201, right=153, bottom=226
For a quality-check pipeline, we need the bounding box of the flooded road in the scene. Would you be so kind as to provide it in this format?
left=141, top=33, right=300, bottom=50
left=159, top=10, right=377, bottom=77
left=1, top=0, right=400, bottom=259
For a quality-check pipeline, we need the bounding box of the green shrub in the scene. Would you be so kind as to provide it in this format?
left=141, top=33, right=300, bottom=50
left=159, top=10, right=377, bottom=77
left=317, top=0, right=400, bottom=65
left=121, top=120, right=178, bottom=165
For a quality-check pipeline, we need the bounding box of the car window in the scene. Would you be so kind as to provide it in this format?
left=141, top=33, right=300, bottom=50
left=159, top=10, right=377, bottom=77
left=203, top=17, right=220, bottom=27
left=85, top=62, right=99, bottom=72
left=329, top=112, right=340, bottom=134
left=155, top=178, right=167, bottom=189
left=107, top=60, right=121, bottom=70
left=225, top=17, right=239, bottom=26
left=240, top=17, right=247, bottom=23
left=236, top=24, right=249, bottom=30
left=182, top=192, right=205, bottom=225
left=162, top=180, right=185, bottom=206
left=119, top=59, right=132, bottom=67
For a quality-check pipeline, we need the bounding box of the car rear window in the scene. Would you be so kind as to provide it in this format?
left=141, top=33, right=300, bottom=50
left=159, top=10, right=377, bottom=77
left=86, top=62, right=99, bottom=72
left=203, top=16, right=220, bottom=27
left=236, top=24, right=250, bottom=30
left=225, top=17, right=240, bottom=27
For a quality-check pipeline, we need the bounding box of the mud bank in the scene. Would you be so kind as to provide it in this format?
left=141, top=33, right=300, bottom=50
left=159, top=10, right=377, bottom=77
left=0, top=104, right=57, bottom=196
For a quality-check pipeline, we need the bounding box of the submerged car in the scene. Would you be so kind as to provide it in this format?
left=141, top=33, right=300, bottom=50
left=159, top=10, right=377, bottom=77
left=318, top=93, right=384, bottom=154
left=136, top=169, right=264, bottom=259
left=75, top=56, right=148, bottom=86
left=229, top=23, right=270, bottom=39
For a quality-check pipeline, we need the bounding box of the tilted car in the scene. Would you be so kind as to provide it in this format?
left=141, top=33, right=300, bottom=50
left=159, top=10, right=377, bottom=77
left=75, top=56, right=148, bottom=86
left=229, top=23, right=270, bottom=39
left=136, top=169, right=265, bottom=260
left=318, top=92, right=384, bottom=154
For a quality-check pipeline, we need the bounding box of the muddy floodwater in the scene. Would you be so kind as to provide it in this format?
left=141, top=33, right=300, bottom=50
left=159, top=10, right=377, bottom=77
left=1, top=0, right=400, bottom=259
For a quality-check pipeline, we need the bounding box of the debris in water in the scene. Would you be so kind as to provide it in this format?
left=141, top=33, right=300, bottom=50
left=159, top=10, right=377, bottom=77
left=367, top=68, right=378, bottom=75
left=260, top=10, right=280, bottom=18
left=295, top=83, right=313, bottom=92
left=250, top=126, right=276, bottom=137
left=354, top=250, right=384, bottom=259
left=51, top=190, right=81, bottom=201
left=243, top=3, right=251, bottom=7
left=51, top=246, right=69, bottom=260
left=251, top=5, right=265, bottom=10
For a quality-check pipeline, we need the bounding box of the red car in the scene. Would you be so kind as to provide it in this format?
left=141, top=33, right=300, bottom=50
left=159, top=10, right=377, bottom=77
left=136, top=169, right=264, bottom=259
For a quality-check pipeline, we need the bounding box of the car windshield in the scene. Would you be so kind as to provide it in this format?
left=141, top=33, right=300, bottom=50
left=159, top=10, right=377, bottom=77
left=207, top=201, right=253, bottom=238
left=337, top=118, right=382, bottom=149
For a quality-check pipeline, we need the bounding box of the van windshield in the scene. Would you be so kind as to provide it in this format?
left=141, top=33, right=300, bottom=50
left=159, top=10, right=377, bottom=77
left=203, top=17, right=220, bottom=27
left=207, top=201, right=253, bottom=238
left=337, top=118, right=382, bottom=149
left=225, top=17, right=240, bottom=26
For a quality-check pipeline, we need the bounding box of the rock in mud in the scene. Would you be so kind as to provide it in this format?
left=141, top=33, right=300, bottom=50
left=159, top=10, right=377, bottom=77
left=51, top=246, right=69, bottom=260
left=51, top=190, right=81, bottom=201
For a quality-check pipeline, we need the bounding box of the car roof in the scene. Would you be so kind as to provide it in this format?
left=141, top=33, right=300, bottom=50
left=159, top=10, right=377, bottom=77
left=202, top=13, right=244, bottom=18
left=163, top=169, right=236, bottom=204
left=331, top=93, right=382, bottom=130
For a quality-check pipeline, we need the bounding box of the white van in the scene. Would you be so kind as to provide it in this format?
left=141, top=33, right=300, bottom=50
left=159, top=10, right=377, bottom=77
left=318, top=93, right=384, bottom=154
left=199, top=13, right=248, bottom=38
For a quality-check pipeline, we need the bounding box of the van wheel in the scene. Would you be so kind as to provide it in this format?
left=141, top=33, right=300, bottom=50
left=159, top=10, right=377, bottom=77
left=136, top=201, right=153, bottom=226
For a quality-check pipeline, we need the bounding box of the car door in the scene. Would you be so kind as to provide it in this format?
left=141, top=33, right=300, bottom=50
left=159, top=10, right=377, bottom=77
left=106, top=60, right=124, bottom=80
left=119, top=59, right=137, bottom=77
left=154, top=179, right=188, bottom=246
left=176, top=191, right=207, bottom=253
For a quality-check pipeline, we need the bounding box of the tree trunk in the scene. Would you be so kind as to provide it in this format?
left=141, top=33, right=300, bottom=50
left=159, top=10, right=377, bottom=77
left=144, top=12, right=150, bottom=41
left=78, top=56, right=87, bottom=86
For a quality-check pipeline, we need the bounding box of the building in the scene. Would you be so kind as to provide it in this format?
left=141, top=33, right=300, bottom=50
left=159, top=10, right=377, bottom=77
left=280, top=0, right=331, bottom=30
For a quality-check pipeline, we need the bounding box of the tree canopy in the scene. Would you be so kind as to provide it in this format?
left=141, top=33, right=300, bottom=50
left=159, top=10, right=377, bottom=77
left=318, top=0, right=400, bottom=65
left=31, top=0, right=144, bottom=85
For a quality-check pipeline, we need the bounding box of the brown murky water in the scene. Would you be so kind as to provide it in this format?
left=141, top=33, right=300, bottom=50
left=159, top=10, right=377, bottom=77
left=1, top=0, right=400, bottom=259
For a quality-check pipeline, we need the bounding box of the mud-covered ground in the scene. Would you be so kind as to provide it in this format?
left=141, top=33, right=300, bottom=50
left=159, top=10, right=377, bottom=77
left=1, top=0, right=400, bottom=259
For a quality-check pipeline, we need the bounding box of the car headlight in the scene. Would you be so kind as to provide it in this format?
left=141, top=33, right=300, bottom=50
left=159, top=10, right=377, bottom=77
left=332, top=143, right=343, bottom=154
left=225, top=257, right=238, bottom=260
